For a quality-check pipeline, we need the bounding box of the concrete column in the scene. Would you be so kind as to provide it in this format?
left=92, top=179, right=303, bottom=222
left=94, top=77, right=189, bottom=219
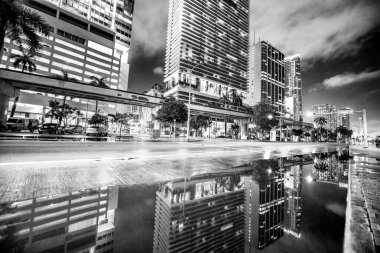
left=270, top=128, right=276, bottom=141
left=0, top=94, right=10, bottom=124
left=240, top=123, right=248, bottom=140
left=0, top=80, right=20, bottom=124
left=154, top=120, right=161, bottom=138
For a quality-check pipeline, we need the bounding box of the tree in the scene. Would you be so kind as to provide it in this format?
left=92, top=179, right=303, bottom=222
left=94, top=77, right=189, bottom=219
left=89, top=75, right=109, bottom=113
left=314, top=117, right=327, bottom=141
left=230, top=123, right=240, bottom=139
left=60, top=104, right=77, bottom=126
left=111, top=112, right=134, bottom=140
left=50, top=70, right=79, bottom=125
left=229, top=89, right=243, bottom=108
left=291, top=129, right=304, bottom=142
left=337, top=126, right=353, bottom=143
left=9, top=48, right=40, bottom=117
left=218, top=93, right=231, bottom=107
left=0, top=0, right=50, bottom=62
left=88, top=114, right=108, bottom=126
left=150, top=83, right=165, bottom=96
left=155, top=97, right=188, bottom=138
left=44, top=100, right=61, bottom=123
left=189, top=115, right=211, bottom=137
left=250, top=102, right=279, bottom=139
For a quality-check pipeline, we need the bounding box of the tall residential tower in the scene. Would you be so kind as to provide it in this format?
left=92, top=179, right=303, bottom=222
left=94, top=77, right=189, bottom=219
left=284, top=54, right=302, bottom=121
left=164, top=0, right=250, bottom=107
left=312, top=104, right=338, bottom=131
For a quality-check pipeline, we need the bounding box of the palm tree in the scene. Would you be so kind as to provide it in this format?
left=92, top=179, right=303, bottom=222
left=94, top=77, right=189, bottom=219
left=230, top=89, right=243, bottom=108
left=89, top=76, right=109, bottom=112
left=9, top=48, right=40, bottom=117
left=0, top=0, right=50, bottom=62
left=230, top=123, right=240, bottom=139
left=50, top=70, right=79, bottom=126
left=218, top=93, right=231, bottom=107
left=314, top=116, right=327, bottom=141
left=44, top=100, right=61, bottom=123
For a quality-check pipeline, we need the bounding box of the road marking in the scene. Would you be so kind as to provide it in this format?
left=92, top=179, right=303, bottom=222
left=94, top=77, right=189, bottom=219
left=0, top=149, right=262, bottom=166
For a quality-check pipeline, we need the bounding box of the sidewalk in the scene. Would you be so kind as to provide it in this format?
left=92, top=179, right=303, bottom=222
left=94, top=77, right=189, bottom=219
left=344, top=149, right=380, bottom=253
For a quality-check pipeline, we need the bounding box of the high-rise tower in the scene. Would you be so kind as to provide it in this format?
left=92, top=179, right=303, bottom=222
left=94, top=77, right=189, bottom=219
left=312, top=104, right=338, bottom=131
left=248, top=41, right=285, bottom=114
left=284, top=54, right=302, bottom=121
left=164, top=0, right=249, bottom=106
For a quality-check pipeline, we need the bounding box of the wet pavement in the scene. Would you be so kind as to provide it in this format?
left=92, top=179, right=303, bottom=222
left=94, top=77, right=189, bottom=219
left=0, top=141, right=345, bottom=202
left=0, top=151, right=354, bottom=253
left=344, top=156, right=380, bottom=253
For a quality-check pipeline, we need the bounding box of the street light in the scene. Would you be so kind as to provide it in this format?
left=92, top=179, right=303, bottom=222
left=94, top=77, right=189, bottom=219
left=186, top=61, right=203, bottom=141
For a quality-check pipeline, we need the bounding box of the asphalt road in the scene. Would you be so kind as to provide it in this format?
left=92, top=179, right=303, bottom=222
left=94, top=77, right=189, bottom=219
left=0, top=140, right=347, bottom=202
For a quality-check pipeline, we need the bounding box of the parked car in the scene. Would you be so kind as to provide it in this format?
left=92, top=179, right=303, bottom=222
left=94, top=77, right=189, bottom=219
left=86, top=126, right=108, bottom=137
left=38, top=123, right=64, bottom=135
left=64, top=125, right=84, bottom=134
left=6, top=117, right=39, bottom=132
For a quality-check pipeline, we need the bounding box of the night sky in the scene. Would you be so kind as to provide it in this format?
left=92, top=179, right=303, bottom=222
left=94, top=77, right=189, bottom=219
left=127, top=0, right=380, bottom=132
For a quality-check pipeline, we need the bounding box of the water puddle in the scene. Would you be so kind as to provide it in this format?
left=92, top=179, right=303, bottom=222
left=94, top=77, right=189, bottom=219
left=0, top=151, right=353, bottom=252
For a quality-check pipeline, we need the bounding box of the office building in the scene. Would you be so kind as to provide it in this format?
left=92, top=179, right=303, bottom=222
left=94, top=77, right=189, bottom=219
left=153, top=173, right=246, bottom=252
left=284, top=54, right=302, bottom=121
left=0, top=0, right=134, bottom=120
left=164, top=0, right=249, bottom=108
left=312, top=104, right=338, bottom=131
left=248, top=41, right=285, bottom=114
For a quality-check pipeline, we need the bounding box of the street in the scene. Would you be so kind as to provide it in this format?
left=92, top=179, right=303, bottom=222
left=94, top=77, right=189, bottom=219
left=0, top=140, right=346, bottom=202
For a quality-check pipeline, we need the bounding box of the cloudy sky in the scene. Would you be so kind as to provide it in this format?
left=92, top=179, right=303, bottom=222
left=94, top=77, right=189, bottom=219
left=128, top=0, right=380, bottom=132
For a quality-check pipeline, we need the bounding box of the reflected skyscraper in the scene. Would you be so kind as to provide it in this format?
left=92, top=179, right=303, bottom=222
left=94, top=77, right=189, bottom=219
left=284, top=165, right=302, bottom=237
left=152, top=173, right=247, bottom=252
left=312, top=152, right=348, bottom=188
left=244, top=160, right=285, bottom=252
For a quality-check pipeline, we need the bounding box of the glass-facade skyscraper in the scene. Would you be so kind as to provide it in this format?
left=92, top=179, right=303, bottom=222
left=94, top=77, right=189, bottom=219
left=284, top=54, right=303, bottom=122
left=248, top=41, right=285, bottom=114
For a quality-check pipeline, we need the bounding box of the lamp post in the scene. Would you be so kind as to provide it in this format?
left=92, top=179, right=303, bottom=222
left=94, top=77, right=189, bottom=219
left=186, top=61, right=203, bottom=141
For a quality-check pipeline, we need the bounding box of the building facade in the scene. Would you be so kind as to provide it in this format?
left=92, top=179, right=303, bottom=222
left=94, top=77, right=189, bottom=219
left=338, top=108, right=351, bottom=129
left=284, top=54, right=302, bottom=122
left=164, top=0, right=249, bottom=108
left=153, top=173, right=246, bottom=252
left=312, top=104, right=338, bottom=131
left=244, top=168, right=285, bottom=251
left=248, top=41, right=285, bottom=114
left=0, top=0, right=134, bottom=122
left=1, top=0, right=134, bottom=90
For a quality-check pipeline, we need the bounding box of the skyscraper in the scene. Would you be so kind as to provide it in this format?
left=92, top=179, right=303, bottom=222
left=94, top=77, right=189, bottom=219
left=1, top=0, right=134, bottom=90
left=312, top=104, right=338, bottom=131
left=284, top=54, right=302, bottom=122
left=338, top=108, right=351, bottom=129
left=164, top=0, right=249, bottom=107
left=248, top=41, right=285, bottom=114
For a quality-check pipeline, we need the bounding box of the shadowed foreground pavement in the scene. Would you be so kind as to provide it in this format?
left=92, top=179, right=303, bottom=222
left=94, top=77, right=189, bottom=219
left=0, top=140, right=346, bottom=202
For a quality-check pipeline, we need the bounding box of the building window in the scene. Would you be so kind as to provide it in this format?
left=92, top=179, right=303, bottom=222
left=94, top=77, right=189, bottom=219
left=57, top=29, right=86, bottom=44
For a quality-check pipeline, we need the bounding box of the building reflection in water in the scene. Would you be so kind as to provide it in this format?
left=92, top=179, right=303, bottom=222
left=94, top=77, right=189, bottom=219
left=0, top=152, right=347, bottom=252
left=153, top=154, right=316, bottom=253
left=0, top=186, right=119, bottom=253
left=312, top=152, right=349, bottom=188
